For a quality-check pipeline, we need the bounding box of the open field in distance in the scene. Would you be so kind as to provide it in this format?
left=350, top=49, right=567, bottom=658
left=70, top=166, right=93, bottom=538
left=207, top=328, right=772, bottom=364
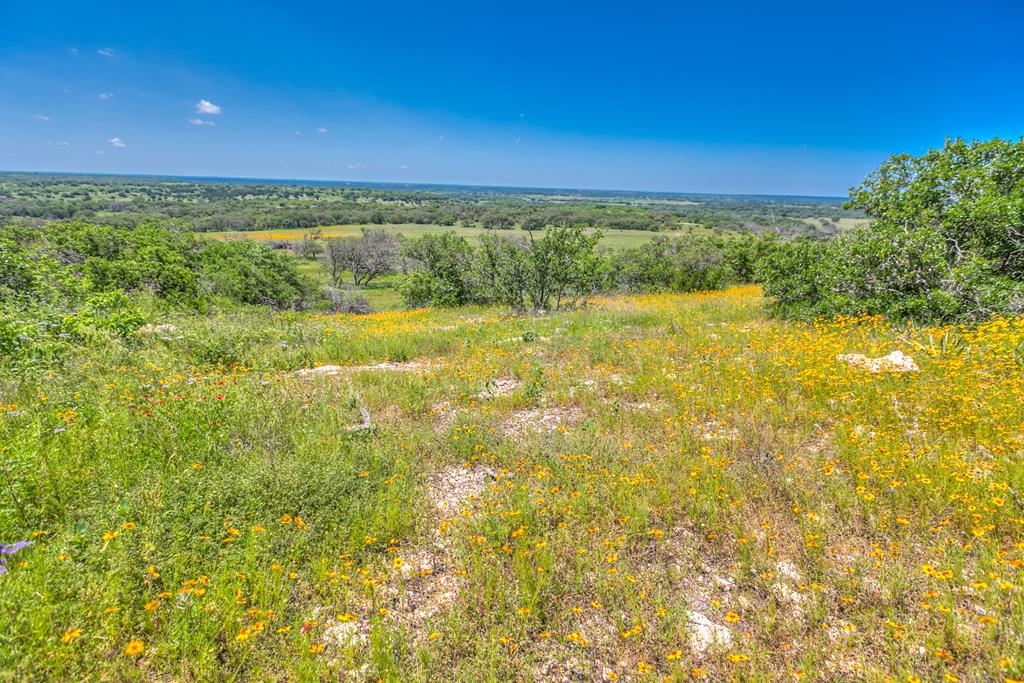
left=205, top=223, right=711, bottom=250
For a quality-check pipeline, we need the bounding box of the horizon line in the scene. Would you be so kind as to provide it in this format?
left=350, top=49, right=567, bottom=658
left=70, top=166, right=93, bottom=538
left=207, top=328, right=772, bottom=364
left=0, top=169, right=851, bottom=202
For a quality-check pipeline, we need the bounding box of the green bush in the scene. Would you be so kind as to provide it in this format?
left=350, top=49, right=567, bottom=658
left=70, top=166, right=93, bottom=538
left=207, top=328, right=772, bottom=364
left=762, top=137, right=1024, bottom=322
left=397, top=270, right=459, bottom=308
left=198, top=240, right=314, bottom=309
left=399, top=228, right=606, bottom=311
left=613, top=235, right=742, bottom=293
left=399, top=232, right=475, bottom=307
left=849, top=137, right=1024, bottom=280
left=757, top=238, right=832, bottom=317
left=0, top=222, right=314, bottom=367
left=61, top=291, right=145, bottom=342
left=761, top=223, right=1024, bottom=321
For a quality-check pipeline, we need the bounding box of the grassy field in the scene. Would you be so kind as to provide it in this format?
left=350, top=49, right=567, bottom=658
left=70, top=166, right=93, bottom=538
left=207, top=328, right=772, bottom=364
left=1, top=288, right=1022, bottom=681
left=205, top=224, right=710, bottom=250
left=348, top=274, right=404, bottom=311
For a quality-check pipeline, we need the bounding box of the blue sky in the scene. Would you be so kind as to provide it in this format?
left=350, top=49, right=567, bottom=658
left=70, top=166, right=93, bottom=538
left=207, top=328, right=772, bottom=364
left=2, top=0, right=1022, bottom=195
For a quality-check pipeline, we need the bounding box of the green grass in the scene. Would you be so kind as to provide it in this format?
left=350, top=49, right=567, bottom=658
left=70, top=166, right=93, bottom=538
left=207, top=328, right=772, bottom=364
left=293, top=257, right=402, bottom=311
left=1, top=287, right=1021, bottom=681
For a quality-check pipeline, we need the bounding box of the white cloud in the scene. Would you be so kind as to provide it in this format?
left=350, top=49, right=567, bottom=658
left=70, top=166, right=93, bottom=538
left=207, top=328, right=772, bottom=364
left=348, top=162, right=363, bottom=170
left=108, top=137, right=126, bottom=148
left=398, top=164, right=409, bottom=169
left=196, top=99, right=221, bottom=114
left=317, top=127, right=328, bottom=134
left=68, top=47, right=79, bottom=58
left=97, top=92, right=114, bottom=100
left=188, top=118, right=216, bottom=126
left=293, top=130, right=302, bottom=135
left=47, top=141, right=71, bottom=146
left=96, top=150, right=106, bottom=155
left=33, top=114, right=50, bottom=121
left=97, top=47, right=115, bottom=57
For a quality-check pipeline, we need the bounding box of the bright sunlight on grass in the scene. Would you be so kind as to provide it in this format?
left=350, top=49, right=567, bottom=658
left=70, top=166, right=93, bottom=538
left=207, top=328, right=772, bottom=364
left=2, top=286, right=1022, bottom=680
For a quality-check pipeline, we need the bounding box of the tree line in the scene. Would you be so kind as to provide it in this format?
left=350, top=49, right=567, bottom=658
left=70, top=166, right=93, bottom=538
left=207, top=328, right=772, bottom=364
left=309, top=227, right=777, bottom=312
left=0, top=173, right=857, bottom=237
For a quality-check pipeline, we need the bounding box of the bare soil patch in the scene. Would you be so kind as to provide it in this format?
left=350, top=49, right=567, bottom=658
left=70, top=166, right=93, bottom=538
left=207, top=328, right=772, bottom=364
left=502, top=406, right=583, bottom=435
left=477, top=378, right=521, bottom=399
left=294, top=359, right=438, bottom=378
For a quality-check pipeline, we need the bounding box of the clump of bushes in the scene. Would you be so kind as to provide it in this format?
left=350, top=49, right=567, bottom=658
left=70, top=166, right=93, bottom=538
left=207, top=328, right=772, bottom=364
left=761, top=137, right=1024, bottom=322
left=1, top=221, right=314, bottom=366
left=395, top=227, right=775, bottom=311
left=397, top=228, right=609, bottom=312
left=613, top=234, right=776, bottom=293
left=198, top=239, right=312, bottom=308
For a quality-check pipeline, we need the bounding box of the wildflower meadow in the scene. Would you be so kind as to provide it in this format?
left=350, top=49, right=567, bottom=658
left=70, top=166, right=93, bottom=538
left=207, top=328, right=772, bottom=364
left=1, top=286, right=1021, bottom=681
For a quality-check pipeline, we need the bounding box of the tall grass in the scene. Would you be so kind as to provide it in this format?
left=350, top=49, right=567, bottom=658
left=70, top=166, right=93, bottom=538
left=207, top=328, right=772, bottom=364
left=1, top=287, right=1021, bottom=681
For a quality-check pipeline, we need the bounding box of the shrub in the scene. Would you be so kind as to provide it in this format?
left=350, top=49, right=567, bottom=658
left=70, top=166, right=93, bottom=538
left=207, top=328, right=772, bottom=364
left=524, top=227, right=606, bottom=310
left=762, top=137, right=1024, bottom=322
left=722, top=233, right=781, bottom=283
left=198, top=240, right=315, bottom=309
left=398, top=270, right=463, bottom=309
left=761, top=223, right=1024, bottom=321
left=400, top=228, right=606, bottom=311
left=61, top=290, right=145, bottom=342
left=848, top=137, right=1024, bottom=280
left=757, top=238, right=832, bottom=317
left=399, top=233, right=476, bottom=307
left=326, top=286, right=375, bottom=314
left=613, top=235, right=740, bottom=293
left=0, top=222, right=314, bottom=367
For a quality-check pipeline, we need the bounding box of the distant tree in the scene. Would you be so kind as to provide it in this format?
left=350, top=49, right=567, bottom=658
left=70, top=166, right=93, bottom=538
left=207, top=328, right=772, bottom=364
left=520, top=216, right=546, bottom=232
left=481, top=210, right=516, bottom=230
left=325, top=229, right=400, bottom=286
left=295, top=229, right=323, bottom=259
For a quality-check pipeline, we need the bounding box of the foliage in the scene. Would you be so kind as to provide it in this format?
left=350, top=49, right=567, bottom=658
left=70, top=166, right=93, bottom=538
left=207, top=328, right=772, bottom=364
left=325, top=229, right=401, bottom=286
left=399, top=233, right=477, bottom=307
left=524, top=228, right=606, bottom=310
left=612, top=234, right=777, bottom=293
left=0, top=222, right=313, bottom=367
left=197, top=240, right=315, bottom=308
left=0, top=171, right=861, bottom=237
left=847, top=137, right=1024, bottom=279
left=399, top=228, right=607, bottom=311
left=763, top=137, right=1024, bottom=321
